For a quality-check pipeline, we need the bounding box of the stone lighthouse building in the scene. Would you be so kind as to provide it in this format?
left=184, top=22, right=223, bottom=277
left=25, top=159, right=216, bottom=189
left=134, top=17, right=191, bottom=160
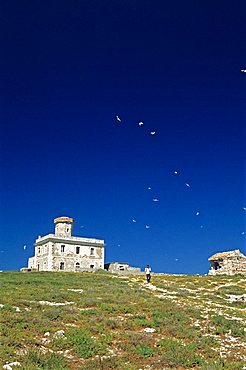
left=28, top=216, right=105, bottom=272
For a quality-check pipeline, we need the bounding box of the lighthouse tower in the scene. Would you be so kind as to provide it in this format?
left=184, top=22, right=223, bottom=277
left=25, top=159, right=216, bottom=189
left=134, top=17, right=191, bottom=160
left=54, top=216, right=74, bottom=238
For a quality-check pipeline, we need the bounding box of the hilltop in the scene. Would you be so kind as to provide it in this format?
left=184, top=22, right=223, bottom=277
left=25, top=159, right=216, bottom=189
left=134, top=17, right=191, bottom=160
left=0, top=271, right=245, bottom=369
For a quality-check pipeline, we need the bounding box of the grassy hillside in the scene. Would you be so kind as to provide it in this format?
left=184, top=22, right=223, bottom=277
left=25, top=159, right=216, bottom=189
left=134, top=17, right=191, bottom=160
left=0, top=271, right=245, bottom=369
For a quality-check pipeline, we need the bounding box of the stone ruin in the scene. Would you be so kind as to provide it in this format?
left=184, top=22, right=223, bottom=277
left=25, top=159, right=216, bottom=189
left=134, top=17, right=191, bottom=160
left=208, top=249, right=246, bottom=276
left=104, top=262, right=142, bottom=274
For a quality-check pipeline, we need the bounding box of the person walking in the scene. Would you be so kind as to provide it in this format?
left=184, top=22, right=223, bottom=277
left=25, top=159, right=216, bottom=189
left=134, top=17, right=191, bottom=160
left=145, top=264, right=151, bottom=283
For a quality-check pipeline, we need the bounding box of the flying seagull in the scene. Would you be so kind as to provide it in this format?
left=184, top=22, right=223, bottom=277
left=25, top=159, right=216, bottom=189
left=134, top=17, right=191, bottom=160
left=138, top=121, right=144, bottom=126
left=243, top=207, right=246, bottom=211
left=145, top=225, right=150, bottom=229
left=185, top=183, right=191, bottom=188
left=196, top=211, right=200, bottom=216
left=148, top=187, right=151, bottom=190
left=241, top=70, right=246, bottom=73
left=132, top=219, right=137, bottom=223
left=116, top=115, right=121, bottom=122
left=23, top=245, right=27, bottom=250
left=174, top=171, right=178, bottom=175
left=150, top=131, right=156, bottom=135
left=152, top=198, right=159, bottom=202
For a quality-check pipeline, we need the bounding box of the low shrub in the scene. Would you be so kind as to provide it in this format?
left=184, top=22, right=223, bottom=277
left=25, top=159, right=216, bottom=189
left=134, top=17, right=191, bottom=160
left=67, top=328, right=108, bottom=359
left=23, top=350, right=69, bottom=370
left=157, top=337, right=205, bottom=367
left=134, top=343, right=154, bottom=358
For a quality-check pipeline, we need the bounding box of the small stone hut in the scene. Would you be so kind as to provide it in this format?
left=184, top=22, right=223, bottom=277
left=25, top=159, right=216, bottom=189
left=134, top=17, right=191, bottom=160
left=104, top=262, right=141, bottom=274
left=208, top=249, right=246, bottom=275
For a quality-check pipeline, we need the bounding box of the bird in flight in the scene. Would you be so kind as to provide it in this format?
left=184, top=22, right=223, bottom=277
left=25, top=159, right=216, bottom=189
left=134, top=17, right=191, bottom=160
left=148, top=187, right=152, bottom=190
left=196, top=211, right=200, bottom=216
left=241, top=70, right=246, bottom=73
left=138, top=121, right=144, bottom=126
left=243, top=207, right=246, bottom=211
left=132, top=219, right=137, bottom=223
left=152, top=198, right=159, bottom=202
left=174, top=171, right=178, bottom=175
left=23, top=245, right=27, bottom=250
left=116, top=115, right=121, bottom=122
left=145, top=225, right=150, bottom=229
left=185, top=183, right=191, bottom=188
left=150, top=131, right=156, bottom=135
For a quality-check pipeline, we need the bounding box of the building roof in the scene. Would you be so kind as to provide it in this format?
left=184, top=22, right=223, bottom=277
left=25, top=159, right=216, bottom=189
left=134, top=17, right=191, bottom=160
left=35, top=233, right=104, bottom=246
left=106, top=262, right=129, bottom=265
left=54, top=216, right=74, bottom=224
left=208, top=249, right=242, bottom=261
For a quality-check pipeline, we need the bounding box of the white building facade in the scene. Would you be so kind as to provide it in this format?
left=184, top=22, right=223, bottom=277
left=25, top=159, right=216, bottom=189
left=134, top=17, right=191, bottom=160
left=28, top=216, right=105, bottom=272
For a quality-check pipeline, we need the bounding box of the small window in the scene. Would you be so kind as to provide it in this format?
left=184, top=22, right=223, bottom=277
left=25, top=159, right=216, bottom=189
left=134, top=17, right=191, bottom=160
left=214, top=262, right=220, bottom=270
left=75, top=262, right=80, bottom=270
left=38, top=247, right=41, bottom=254
left=76, top=246, right=80, bottom=254
left=66, top=228, right=69, bottom=233
left=61, top=245, right=65, bottom=252
left=60, top=262, right=65, bottom=270
left=90, top=248, right=95, bottom=256
left=90, top=264, right=94, bottom=269
left=37, top=264, right=40, bottom=271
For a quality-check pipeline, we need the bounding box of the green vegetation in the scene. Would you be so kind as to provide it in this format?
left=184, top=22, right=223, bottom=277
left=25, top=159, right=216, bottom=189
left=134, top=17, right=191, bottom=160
left=0, top=271, right=245, bottom=369
left=211, top=315, right=245, bottom=337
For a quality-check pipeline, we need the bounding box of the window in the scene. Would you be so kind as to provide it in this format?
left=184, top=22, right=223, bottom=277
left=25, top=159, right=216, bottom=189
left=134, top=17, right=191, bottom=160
left=90, top=265, right=94, bottom=269
left=214, top=262, right=220, bottom=270
left=66, top=228, right=69, bottom=233
left=60, top=262, right=65, bottom=270
left=38, top=247, right=41, bottom=254
left=75, top=262, right=80, bottom=270
left=90, top=248, right=95, bottom=256
left=61, top=245, right=65, bottom=252
left=76, top=246, right=80, bottom=254
left=37, top=264, right=40, bottom=271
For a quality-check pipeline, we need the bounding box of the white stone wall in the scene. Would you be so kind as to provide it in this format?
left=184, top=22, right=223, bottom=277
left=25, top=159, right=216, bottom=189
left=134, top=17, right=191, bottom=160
left=208, top=256, right=246, bottom=276
left=51, top=243, right=104, bottom=271
left=28, top=257, right=35, bottom=269
left=55, top=222, right=73, bottom=238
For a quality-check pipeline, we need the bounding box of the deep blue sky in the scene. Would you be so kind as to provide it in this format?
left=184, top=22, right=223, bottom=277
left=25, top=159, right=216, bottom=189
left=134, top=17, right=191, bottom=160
left=0, top=0, right=245, bottom=273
